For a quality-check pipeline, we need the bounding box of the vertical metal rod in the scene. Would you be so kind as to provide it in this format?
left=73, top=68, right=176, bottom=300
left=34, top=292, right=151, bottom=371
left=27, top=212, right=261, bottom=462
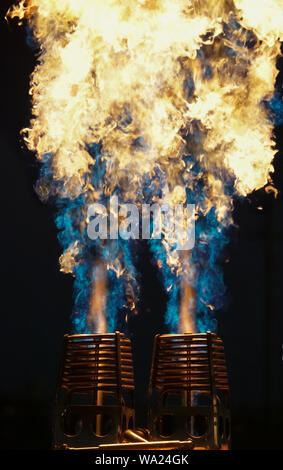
left=207, top=332, right=217, bottom=447
left=115, top=331, right=122, bottom=406
left=185, top=336, right=192, bottom=434
left=95, top=337, right=103, bottom=436
left=59, top=335, right=68, bottom=405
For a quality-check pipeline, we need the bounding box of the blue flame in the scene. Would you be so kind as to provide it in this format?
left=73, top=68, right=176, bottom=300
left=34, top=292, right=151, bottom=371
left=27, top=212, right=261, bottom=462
left=26, top=15, right=283, bottom=336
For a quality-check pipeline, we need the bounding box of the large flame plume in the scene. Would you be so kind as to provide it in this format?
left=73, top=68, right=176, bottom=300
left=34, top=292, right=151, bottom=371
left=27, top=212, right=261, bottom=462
left=7, top=0, right=283, bottom=333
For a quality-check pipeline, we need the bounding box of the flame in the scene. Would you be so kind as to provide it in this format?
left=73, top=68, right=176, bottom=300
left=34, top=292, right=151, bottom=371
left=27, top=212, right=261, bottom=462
left=88, top=260, right=107, bottom=333
left=7, top=0, right=283, bottom=333
left=179, top=252, right=196, bottom=333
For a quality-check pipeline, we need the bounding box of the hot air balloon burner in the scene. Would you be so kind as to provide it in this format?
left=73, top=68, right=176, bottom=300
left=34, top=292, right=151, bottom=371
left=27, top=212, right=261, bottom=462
left=148, top=332, right=231, bottom=450
left=53, top=332, right=135, bottom=449
left=53, top=331, right=229, bottom=450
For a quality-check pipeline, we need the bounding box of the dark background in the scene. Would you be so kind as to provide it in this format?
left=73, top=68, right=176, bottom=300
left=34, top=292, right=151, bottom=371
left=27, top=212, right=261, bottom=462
left=0, top=1, right=283, bottom=450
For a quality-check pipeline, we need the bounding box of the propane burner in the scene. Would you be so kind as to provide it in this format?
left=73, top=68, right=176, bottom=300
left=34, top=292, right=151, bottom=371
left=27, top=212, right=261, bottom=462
left=148, top=332, right=231, bottom=449
left=53, top=332, right=135, bottom=449
left=53, top=331, right=230, bottom=450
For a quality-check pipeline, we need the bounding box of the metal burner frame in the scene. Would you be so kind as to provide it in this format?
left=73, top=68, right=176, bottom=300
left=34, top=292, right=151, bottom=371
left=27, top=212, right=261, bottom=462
left=53, top=331, right=135, bottom=449
left=148, top=332, right=231, bottom=449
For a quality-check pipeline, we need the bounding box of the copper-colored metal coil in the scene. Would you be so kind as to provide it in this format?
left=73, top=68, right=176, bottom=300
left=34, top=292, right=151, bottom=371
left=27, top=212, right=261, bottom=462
left=59, top=332, right=135, bottom=392
left=150, top=332, right=229, bottom=393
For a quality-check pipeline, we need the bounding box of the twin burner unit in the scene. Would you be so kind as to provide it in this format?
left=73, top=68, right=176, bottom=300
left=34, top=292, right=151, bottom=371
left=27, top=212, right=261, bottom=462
left=53, top=331, right=231, bottom=450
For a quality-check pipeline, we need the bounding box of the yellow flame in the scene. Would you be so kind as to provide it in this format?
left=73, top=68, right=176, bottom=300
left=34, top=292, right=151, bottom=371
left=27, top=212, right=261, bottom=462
left=7, top=1, right=281, bottom=200
left=179, top=252, right=196, bottom=333
left=59, top=240, right=80, bottom=274
left=88, top=260, right=107, bottom=333
left=7, top=0, right=283, bottom=328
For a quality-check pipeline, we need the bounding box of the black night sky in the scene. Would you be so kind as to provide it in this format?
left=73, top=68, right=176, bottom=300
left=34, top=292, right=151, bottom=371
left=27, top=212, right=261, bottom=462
left=0, top=1, right=283, bottom=451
